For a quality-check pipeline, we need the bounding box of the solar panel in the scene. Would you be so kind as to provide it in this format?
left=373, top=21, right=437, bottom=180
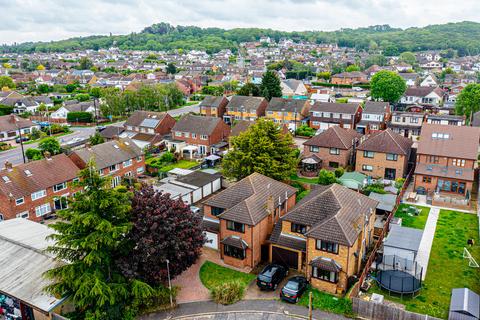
left=140, top=118, right=160, bottom=128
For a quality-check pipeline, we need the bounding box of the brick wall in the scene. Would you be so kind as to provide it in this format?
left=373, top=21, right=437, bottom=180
left=303, top=145, right=351, bottom=169
left=355, top=151, right=408, bottom=179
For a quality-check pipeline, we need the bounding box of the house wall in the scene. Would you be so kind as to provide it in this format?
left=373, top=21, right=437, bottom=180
left=303, top=145, right=351, bottom=169
left=200, top=99, right=228, bottom=118
left=172, top=121, right=230, bottom=149
left=331, top=76, right=366, bottom=85
left=225, top=100, right=268, bottom=120
left=355, top=151, right=408, bottom=180
left=155, top=114, right=177, bottom=135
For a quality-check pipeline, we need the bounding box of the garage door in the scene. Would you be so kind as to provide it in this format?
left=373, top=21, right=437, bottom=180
left=272, top=246, right=298, bottom=270
left=212, top=179, right=221, bottom=192
left=204, top=231, right=218, bottom=250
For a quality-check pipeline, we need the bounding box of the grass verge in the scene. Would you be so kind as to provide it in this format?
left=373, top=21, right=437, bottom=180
left=199, top=261, right=255, bottom=290
left=298, top=288, right=354, bottom=317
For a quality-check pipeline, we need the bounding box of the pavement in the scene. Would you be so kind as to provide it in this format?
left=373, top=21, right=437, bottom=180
left=167, top=104, right=199, bottom=117
left=139, top=300, right=348, bottom=320
left=416, top=207, right=439, bottom=280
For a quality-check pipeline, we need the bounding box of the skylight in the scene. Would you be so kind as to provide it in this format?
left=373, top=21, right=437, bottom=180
left=24, top=170, right=32, bottom=176
left=2, top=176, right=11, bottom=183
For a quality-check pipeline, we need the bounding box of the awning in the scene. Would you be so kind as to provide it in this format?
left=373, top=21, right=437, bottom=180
left=221, top=236, right=248, bottom=249
left=302, top=157, right=319, bottom=164
left=310, top=257, right=342, bottom=272
left=183, top=145, right=198, bottom=151
left=205, top=154, right=221, bottom=161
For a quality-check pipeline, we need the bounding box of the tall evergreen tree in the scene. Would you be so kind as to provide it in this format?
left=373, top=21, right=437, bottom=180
left=260, top=70, right=282, bottom=101
left=222, top=118, right=297, bottom=181
left=44, top=162, right=152, bottom=320
left=116, top=185, right=205, bottom=285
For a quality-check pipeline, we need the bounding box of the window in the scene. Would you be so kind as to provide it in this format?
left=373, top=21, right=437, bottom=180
left=111, top=176, right=121, bottom=188
left=53, top=182, right=66, bottom=192
left=410, top=117, right=418, bottom=123
left=452, top=159, right=465, bottom=167
left=426, top=156, right=439, bottom=163
left=316, top=240, right=339, bottom=254
left=98, top=169, right=104, bottom=176
left=422, top=176, right=432, bottom=183
left=211, top=206, right=225, bottom=216
left=136, top=156, right=142, bottom=161
left=136, top=167, right=144, bottom=174
left=362, top=165, right=373, bottom=172
left=227, top=221, right=245, bottom=233
left=54, top=196, right=68, bottom=210
left=312, top=266, right=338, bottom=283
left=200, top=135, right=208, bottom=140
left=310, top=146, right=319, bottom=153
left=386, top=153, right=398, bottom=161
left=109, top=164, right=119, bottom=172
left=15, top=197, right=24, bottom=206
left=72, top=177, right=80, bottom=183
left=175, top=131, right=182, bottom=137
left=31, top=189, right=46, bottom=201
left=123, top=159, right=132, bottom=167
left=330, top=148, right=340, bottom=155
left=291, top=223, right=307, bottom=234
left=329, top=161, right=339, bottom=168
left=16, top=211, right=29, bottom=219
left=223, top=244, right=245, bottom=260
left=183, top=132, right=190, bottom=138
left=363, top=151, right=374, bottom=158
left=192, top=133, right=197, bottom=139
left=35, top=203, right=51, bottom=217
left=2, top=176, right=11, bottom=183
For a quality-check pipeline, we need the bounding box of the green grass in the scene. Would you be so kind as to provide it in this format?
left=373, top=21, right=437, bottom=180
left=199, top=261, right=256, bottom=290
left=394, top=204, right=431, bottom=230
left=158, top=160, right=198, bottom=172
left=298, top=288, right=353, bottom=317
left=371, top=210, right=480, bottom=319
left=23, top=131, right=73, bottom=145
left=290, top=174, right=317, bottom=184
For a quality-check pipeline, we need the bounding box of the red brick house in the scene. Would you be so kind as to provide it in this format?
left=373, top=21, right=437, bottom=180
left=169, top=114, right=230, bottom=158
left=309, top=102, right=362, bottom=132
left=123, top=110, right=176, bottom=148
left=302, top=126, right=362, bottom=174
left=202, top=172, right=297, bottom=269
left=331, top=71, right=368, bottom=85
left=69, top=139, right=145, bottom=188
left=0, top=154, right=80, bottom=222
left=199, top=96, right=229, bottom=118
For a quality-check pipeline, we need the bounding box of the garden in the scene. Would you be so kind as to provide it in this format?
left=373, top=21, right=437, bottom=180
left=298, top=288, right=353, bottom=317
left=145, top=151, right=198, bottom=174
left=393, top=204, right=430, bottom=230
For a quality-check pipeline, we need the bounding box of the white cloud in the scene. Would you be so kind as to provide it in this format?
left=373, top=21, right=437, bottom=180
left=0, top=0, right=479, bottom=44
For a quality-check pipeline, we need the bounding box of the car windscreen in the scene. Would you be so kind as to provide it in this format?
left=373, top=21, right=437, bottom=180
left=257, top=274, right=272, bottom=282
left=285, top=281, right=299, bottom=290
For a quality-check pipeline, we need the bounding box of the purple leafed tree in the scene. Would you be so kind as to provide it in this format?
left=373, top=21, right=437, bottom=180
left=117, top=185, right=205, bottom=286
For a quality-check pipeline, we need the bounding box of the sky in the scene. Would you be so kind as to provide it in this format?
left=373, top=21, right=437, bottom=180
left=0, top=0, right=479, bottom=45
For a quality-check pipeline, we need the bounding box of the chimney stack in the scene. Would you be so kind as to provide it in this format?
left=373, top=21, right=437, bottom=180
left=4, top=161, right=12, bottom=171
left=266, top=195, right=275, bottom=215
left=44, top=151, right=52, bottom=160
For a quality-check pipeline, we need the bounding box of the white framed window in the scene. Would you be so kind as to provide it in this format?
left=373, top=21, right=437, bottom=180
left=111, top=175, right=121, bottom=188
left=200, top=135, right=208, bottom=140
left=123, top=159, right=132, bottom=167
left=330, top=148, right=340, bottom=155
left=175, top=131, right=182, bottom=137
left=109, top=164, right=119, bottom=172
left=310, top=146, right=319, bottom=153
left=192, top=133, right=197, bottom=139
left=136, top=167, right=145, bottom=174
left=53, top=182, right=67, bottom=192
left=16, top=211, right=29, bottom=219
left=363, top=151, right=374, bottom=158
left=35, top=203, right=51, bottom=217
left=54, top=196, right=68, bottom=211
left=31, top=189, right=46, bottom=201
left=72, top=177, right=80, bottom=183
left=15, top=197, right=25, bottom=206
left=362, top=165, right=373, bottom=172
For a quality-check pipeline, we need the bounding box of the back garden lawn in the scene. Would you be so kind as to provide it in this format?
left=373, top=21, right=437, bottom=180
left=394, top=204, right=430, bottom=230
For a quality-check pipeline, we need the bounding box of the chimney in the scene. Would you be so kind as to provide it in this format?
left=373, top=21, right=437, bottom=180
left=4, top=161, right=12, bottom=171
left=85, top=142, right=92, bottom=149
left=44, top=151, right=52, bottom=160
left=266, top=195, right=275, bottom=215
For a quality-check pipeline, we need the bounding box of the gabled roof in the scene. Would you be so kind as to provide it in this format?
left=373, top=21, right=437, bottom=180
left=405, top=86, right=443, bottom=98
left=124, top=110, right=168, bottom=128
left=226, top=96, right=266, bottom=111
left=199, top=95, right=227, bottom=108
left=230, top=120, right=253, bottom=137
left=267, top=97, right=308, bottom=112
left=0, top=154, right=79, bottom=199
left=281, top=184, right=378, bottom=246
left=0, top=114, right=37, bottom=132
left=203, top=172, right=296, bottom=225
left=357, top=128, right=413, bottom=155
left=304, top=126, right=362, bottom=149
left=364, top=101, right=390, bottom=114
left=311, top=102, right=360, bottom=114
left=172, top=114, right=224, bottom=136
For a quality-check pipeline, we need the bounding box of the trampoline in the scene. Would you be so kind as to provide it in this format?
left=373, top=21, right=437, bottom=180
left=375, top=255, right=422, bottom=297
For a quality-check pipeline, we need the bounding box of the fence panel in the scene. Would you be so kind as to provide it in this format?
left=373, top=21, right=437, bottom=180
left=352, top=298, right=441, bottom=320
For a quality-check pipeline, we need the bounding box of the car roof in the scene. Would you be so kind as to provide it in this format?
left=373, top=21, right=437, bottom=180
left=262, top=264, right=280, bottom=275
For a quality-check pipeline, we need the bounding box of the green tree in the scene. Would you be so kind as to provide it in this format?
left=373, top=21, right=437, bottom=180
left=345, top=64, right=361, bottom=72
left=0, top=76, right=15, bottom=89
left=79, top=57, right=93, bottom=70
left=89, top=132, right=105, bottom=145
left=455, top=83, right=480, bottom=120
left=65, top=83, right=77, bottom=93
left=237, top=83, right=260, bottom=96
left=316, top=71, right=331, bottom=80
left=370, top=70, right=406, bottom=103
left=365, top=54, right=387, bottom=68
left=399, top=52, right=416, bottom=65
left=37, top=84, right=51, bottom=94
left=45, top=162, right=153, bottom=319
left=25, top=148, right=43, bottom=160
left=260, top=71, right=282, bottom=101
left=38, top=137, right=61, bottom=155
left=222, top=119, right=297, bottom=181
left=166, top=62, right=177, bottom=74
left=318, top=169, right=337, bottom=185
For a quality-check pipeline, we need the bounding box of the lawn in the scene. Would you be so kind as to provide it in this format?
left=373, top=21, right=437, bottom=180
left=148, top=159, right=198, bottom=173
left=290, top=174, right=317, bottom=185
left=394, top=204, right=431, bottom=230
left=23, top=131, right=73, bottom=145
left=371, top=209, right=480, bottom=319
left=298, top=288, right=353, bottom=317
left=199, top=261, right=256, bottom=290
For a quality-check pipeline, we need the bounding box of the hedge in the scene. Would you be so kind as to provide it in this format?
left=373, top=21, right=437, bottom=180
left=67, top=111, right=93, bottom=123
left=311, top=81, right=370, bottom=89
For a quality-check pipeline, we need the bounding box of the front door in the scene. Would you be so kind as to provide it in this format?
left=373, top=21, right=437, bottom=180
left=385, top=168, right=396, bottom=180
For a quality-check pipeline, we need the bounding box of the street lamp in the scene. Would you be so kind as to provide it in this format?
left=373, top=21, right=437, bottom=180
left=166, top=259, right=173, bottom=308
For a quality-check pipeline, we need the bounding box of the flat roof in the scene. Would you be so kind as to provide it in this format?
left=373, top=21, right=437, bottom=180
left=384, top=224, right=423, bottom=253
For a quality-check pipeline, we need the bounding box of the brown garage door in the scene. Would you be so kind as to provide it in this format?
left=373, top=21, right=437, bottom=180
left=272, top=246, right=298, bottom=270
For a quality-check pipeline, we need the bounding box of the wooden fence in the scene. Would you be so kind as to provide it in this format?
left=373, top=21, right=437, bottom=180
left=352, top=298, right=441, bottom=320
left=349, top=169, right=414, bottom=298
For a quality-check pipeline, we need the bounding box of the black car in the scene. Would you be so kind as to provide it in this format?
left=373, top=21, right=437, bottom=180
left=280, top=276, right=309, bottom=303
left=256, top=264, right=288, bottom=290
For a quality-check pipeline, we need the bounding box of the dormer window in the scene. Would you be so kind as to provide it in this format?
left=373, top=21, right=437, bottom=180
left=291, top=223, right=307, bottom=234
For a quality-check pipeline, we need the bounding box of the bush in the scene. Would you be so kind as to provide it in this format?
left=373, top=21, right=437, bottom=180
left=210, top=281, right=245, bottom=305
left=334, top=167, right=345, bottom=178
left=363, top=183, right=386, bottom=195
left=29, top=127, right=46, bottom=140
left=394, top=178, right=405, bottom=189
left=67, top=111, right=92, bottom=123
left=138, top=285, right=178, bottom=314
left=295, top=124, right=315, bottom=137
left=0, top=142, right=11, bottom=151
left=26, top=148, right=43, bottom=160
left=318, top=169, right=337, bottom=185
left=46, top=124, right=70, bottom=135
left=159, top=151, right=175, bottom=163
left=0, top=104, right=13, bottom=116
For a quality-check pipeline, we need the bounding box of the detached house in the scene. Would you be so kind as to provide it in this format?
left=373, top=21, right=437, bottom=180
left=69, top=139, right=145, bottom=188
left=400, top=87, right=444, bottom=107
left=414, top=124, right=480, bottom=208
left=265, top=97, right=310, bottom=130
left=169, top=114, right=230, bottom=158
left=281, top=79, right=308, bottom=97
left=302, top=126, right=362, bottom=173
left=269, top=184, right=377, bottom=294
left=0, top=154, right=80, bottom=222
left=202, top=172, right=297, bottom=269
left=388, top=111, right=424, bottom=139
left=122, top=110, right=176, bottom=148
left=331, top=71, right=367, bottom=85
left=309, top=102, right=362, bottom=132
left=356, top=129, right=413, bottom=180
left=0, top=114, right=39, bottom=142
left=199, top=96, right=229, bottom=118
left=223, top=96, right=268, bottom=125
left=356, top=101, right=391, bottom=134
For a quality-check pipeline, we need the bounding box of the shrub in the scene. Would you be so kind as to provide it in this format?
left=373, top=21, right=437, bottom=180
left=159, top=151, right=175, bottom=163
left=67, top=111, right=92, bottom=123
left=210, top=281, right=245, bottom=305
left=138, top=285, right=178, bottom=313
left=394, top=178, right=405, bottom=189
left=334, top=167, right=345, bottom=178
left=29, top=127, right=46, bottom=140
left=295, top=124, right=315, bottom=137
left=318, top=169, right=337, bottom=185
left=26, top=148, right=43, bottom=160
left=363, top=183, right=386, bottom=195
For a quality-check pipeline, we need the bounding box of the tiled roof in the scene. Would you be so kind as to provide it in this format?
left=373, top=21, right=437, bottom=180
left=0, top=154, right=79, bottom=199
left=303, top=126, right=362, bottom=149
left=124, top=110, right=168, bottom=128
left=0, top=114, right=37, bottom=132
left=267, top=97, right=308, bottom=112
left=357, top=128, right=413, bottom=155
left=364, top=101, right=390, bottom=114
left=71, top=138, right=142, bottom=170
left=281, top=184, right=378, bottom=246
left=405, top=86, right=443, bottom=97
left=172, top=114, right=224, bottom=136
left=227, top=96, right=266, bottom=111
left=199, top=96, right=227, bottom=108
left=204, top=172, right=297, bottom=225
left=310, top=257, right=342, bottom=272
left=417, top=124, right=480, bottom=159
left=311, top=102, right=360, bottom=114
left=269, top=222, right=307, bottom=252
left=221, top=235, right=248, bottom=249
left=414, top=163, right=475, bottom=181
left=230, top=120, right=253, bottom=137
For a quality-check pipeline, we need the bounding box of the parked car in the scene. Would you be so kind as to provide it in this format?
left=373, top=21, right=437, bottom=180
left=15, top=136, right=29, bottom=143
left=256, top=264, right=288, bottom=290
left=189, top=206, right=201, bottom=214
left=280, top=276, right=309, bottom=303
